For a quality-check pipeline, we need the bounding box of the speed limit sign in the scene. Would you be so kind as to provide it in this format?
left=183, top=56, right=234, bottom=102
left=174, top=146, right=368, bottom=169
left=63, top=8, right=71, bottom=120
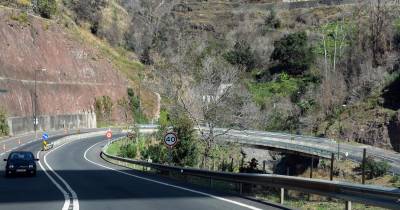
left=106, top=130, right=112, bottom=139
left=164, top=132, right=178, bottom=148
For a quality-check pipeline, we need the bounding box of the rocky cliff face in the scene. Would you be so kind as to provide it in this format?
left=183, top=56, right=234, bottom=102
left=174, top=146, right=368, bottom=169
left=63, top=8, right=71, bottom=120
left=0, top=9, right=129, bottom=119
left=388, top=112, right=400, bottom=152
left=323, top=107, right=400, bottom=152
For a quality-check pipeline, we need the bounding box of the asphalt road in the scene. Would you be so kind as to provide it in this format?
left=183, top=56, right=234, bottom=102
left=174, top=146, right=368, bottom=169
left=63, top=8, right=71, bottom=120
left=0, top=128, right=104, bottom=157
left=0, top=133, right=66, bottom=210
left=0, top=134, right=287, bottom=210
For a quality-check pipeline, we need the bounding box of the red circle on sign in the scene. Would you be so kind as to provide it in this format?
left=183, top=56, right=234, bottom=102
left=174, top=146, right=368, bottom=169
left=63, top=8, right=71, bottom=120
left=164, top=132, right=178, bottom=148
left=106, top=131, right=112, bottom=139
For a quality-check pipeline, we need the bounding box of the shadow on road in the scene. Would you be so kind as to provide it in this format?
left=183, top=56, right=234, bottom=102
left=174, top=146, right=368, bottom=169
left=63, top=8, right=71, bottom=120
left=0, top=168, right=241, bottom=204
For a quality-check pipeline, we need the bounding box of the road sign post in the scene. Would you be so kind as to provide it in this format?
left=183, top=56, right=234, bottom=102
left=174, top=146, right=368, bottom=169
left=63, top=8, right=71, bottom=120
left=164, top=132, right=178, bottom=166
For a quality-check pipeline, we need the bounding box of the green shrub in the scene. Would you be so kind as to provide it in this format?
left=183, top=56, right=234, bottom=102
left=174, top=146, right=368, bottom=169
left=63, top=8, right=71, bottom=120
left=127, top=88, right=147, bottom=123
left=364, top=157, right=390, bottom=179
left=220, top=160, right=232, bottom=172
left=265, top=111, right=300, bottom=132
left=119, top=144, right=137, bottom=159
left=0, top=108, right=9, bottom=136
left=140, top=47, right=153, bottom=65
left=391, top=175, right=400, bottom=183
left=224, top=40, right=256, bottom=71
left=271, top=31, right=314, bottom=75
left=390, top=175, right=400, bottom=187
left=247, top=74, right=303, bottom=105
left=68, top=0, right=107, bottom=30
left=296, top=99, right=316, bottom=115
left=239, top=158, right=264, bottom=174
left=170, top=114, right=199, bottom=167
left=158, top=109, right=170, bottom=127
left=393, top=19, right=400, bottom=52
left=142, top=144, right=168, bottom=164
left=10, top=12, right=29, bottom=25
left=94, top=95, right=114, bottom=124
left=36, top=0, right=57, bottom=19
left=260, top=9, right=281, bottom=35
left=314, top=21, right=353, bottom=60
left=16, top=0, right=31, bottom=8
left=393, top=31, right=400, bottom=51
left=148, top=112, right=199, bottom=167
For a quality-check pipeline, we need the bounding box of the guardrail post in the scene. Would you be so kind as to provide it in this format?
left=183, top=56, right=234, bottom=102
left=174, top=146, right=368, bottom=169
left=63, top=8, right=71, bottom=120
left=263, top=160, right=266, bottom=173
left=210, top=177, right=214, bottom=188
left=362, top=148, right=366, bottom=185
left=280, top=188, right=285, bottom=205
left=330, top=153, right=334, bottom=181
left=345, top=201, right=351, bottom=210
left=310, top=156, right=314, bottom=179
left=239, top=183, right=243, bottom=195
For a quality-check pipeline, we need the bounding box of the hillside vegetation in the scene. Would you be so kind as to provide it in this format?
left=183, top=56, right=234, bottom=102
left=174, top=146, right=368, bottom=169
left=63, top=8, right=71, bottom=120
left=1, top=0, right=400, bottom=151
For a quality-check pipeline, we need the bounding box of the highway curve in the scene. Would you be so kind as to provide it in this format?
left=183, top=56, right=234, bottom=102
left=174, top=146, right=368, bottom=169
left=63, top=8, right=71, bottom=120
left=0, top=134, right=67, bottom=210
left=0, top=134, right=288, bottom=210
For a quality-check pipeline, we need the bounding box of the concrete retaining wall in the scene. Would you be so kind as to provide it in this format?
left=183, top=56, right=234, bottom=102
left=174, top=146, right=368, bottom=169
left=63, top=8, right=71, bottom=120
left=7, top=112, right=96, bottom=136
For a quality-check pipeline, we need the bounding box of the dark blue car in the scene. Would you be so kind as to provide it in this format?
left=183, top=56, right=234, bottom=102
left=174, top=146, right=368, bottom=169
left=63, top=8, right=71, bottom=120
left=4, top=151, right=39, bottom=177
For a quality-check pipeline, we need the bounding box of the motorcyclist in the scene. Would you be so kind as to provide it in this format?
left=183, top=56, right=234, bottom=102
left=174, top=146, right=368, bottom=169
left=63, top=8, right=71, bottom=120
left=42, top=140, right=48, bottom=151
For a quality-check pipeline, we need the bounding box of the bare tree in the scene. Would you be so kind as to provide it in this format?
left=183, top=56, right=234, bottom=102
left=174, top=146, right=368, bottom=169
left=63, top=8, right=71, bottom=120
left=123, top=0, right=178, bottom=54
left=368, top=0, right=394, bottom=67
left=319, top=16, right=349, bottom=114
left=170, top=56, right=247, bottom=167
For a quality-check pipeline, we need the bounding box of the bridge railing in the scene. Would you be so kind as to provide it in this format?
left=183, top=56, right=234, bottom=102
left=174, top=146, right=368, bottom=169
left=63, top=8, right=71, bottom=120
left=219, top=134, right=334, bottom=158
left=101, top=138, right=400, bottom=210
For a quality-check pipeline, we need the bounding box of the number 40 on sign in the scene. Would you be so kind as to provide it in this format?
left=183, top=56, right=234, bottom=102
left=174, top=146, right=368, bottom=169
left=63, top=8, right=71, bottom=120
left=164, top=132, right=178, bottom=148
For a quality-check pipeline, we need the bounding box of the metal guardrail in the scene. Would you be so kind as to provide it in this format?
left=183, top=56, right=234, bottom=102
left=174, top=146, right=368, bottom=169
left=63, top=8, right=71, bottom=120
left=220, top=134, right=333, bottom=158
left=101, top=138, right=400, bottom=210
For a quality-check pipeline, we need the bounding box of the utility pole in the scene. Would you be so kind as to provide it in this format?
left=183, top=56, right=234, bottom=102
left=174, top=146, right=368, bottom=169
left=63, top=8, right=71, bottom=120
left=34, top=70, right=37, bottom=138
left=337, top=104, right=347, bottom=161
left=33, top=68, right=46, bottom=138
left=138, top=72, right=143, bottom=124
left=362, top=148, right=366, bottom=184
left=330, top=153, right=334, bottom=181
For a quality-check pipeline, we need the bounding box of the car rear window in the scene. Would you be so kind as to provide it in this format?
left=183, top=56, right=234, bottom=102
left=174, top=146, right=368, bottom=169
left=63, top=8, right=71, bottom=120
left=9, top=153, right=34, bottom=160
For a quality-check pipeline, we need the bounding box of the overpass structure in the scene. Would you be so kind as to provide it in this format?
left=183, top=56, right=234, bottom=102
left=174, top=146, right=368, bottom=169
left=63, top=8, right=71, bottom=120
left=138, top=125, right=400, bottom=173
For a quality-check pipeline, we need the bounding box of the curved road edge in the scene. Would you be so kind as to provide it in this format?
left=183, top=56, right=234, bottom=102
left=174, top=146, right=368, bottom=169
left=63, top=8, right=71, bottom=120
left=85, top=140, right=264, bottom=210
left=40, top=133, right=289, bottom=210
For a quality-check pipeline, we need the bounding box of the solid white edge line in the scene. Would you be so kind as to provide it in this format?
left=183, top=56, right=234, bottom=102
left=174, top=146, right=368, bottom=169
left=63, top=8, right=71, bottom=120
left=84, top=140, right=263, bottom=210
left=37, top=150, right=71, bottom=210
left=44, top=141, right=80, bottom=210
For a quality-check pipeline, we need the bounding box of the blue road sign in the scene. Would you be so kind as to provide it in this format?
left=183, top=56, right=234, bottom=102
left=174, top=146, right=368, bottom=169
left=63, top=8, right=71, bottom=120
left=42, top=133, right=49, bottom=140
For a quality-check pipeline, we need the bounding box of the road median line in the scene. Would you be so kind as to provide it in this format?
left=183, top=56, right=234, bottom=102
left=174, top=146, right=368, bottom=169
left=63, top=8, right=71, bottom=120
left=84, top=140, right=264, bottom=210
left=36, top=131, right=106, bottom=210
